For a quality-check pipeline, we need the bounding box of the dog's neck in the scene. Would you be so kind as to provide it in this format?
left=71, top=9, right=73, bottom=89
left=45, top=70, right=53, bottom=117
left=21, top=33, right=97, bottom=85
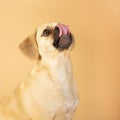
left=28, top=51, right=75, bottom=101
left=30, top=52, right=73, bottom=82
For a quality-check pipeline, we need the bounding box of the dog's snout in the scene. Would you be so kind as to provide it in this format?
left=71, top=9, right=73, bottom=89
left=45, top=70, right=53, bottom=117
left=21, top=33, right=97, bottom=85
left=53, top=24, right=73, bottom=51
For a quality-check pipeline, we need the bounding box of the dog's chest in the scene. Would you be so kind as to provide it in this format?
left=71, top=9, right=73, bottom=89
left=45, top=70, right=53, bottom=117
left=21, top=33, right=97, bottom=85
left=26, top=59, right=78, bottom=120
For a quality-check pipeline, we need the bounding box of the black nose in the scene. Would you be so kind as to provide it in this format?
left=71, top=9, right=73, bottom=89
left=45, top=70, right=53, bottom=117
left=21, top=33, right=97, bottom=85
left=53, top=24, right=73, bottom=51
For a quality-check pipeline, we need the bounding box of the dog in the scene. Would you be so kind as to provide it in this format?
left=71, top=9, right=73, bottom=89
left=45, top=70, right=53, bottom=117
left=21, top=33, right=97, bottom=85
left=0, top=23, right=79, bottom=120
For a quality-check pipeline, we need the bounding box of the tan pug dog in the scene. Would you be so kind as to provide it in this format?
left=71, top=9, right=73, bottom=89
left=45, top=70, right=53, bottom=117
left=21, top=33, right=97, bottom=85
left=0, top=23, right=79, bottom=120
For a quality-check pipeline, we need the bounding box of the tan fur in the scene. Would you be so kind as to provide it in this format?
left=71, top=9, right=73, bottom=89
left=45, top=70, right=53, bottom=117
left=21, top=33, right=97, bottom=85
left=19, top=31, right=40, bottom=60
left=0, top=23, right=79, bottom=120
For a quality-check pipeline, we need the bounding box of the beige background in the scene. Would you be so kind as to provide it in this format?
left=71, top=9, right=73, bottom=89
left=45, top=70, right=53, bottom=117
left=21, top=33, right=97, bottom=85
left=0, top=0, right=120, bottom=120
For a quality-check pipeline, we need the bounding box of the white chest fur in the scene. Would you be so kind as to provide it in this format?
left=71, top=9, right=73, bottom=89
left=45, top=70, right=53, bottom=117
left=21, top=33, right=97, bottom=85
left=0, top=53, right=78, bottom=120
left=23, top=54, right=79, bottom=120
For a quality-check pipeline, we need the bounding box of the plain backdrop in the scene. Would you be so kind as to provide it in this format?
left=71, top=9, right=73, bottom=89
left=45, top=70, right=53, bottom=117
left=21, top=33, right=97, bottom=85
left=0, top=0, right=120, bottom=120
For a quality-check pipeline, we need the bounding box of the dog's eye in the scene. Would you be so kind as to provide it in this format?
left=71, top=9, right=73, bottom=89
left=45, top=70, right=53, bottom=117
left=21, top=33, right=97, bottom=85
left=42, top=29, right=52, bottom=37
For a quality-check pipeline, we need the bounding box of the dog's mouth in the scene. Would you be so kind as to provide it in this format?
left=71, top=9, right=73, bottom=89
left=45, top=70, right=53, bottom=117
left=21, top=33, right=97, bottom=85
left=53, top=24, right=73, bottom=51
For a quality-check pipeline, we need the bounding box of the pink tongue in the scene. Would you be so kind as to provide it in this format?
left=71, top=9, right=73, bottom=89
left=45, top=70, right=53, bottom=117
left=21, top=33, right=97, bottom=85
left=56, top=24, right=70, bottom=37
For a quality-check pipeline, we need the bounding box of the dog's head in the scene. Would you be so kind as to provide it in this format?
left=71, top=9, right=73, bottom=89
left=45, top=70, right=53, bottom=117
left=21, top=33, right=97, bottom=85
left=19, top=23, right=74, bottom=60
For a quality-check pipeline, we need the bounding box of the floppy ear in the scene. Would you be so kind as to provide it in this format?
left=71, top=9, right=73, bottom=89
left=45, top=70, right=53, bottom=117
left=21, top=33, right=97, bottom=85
left=19, top=31, right=40, bottom=60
